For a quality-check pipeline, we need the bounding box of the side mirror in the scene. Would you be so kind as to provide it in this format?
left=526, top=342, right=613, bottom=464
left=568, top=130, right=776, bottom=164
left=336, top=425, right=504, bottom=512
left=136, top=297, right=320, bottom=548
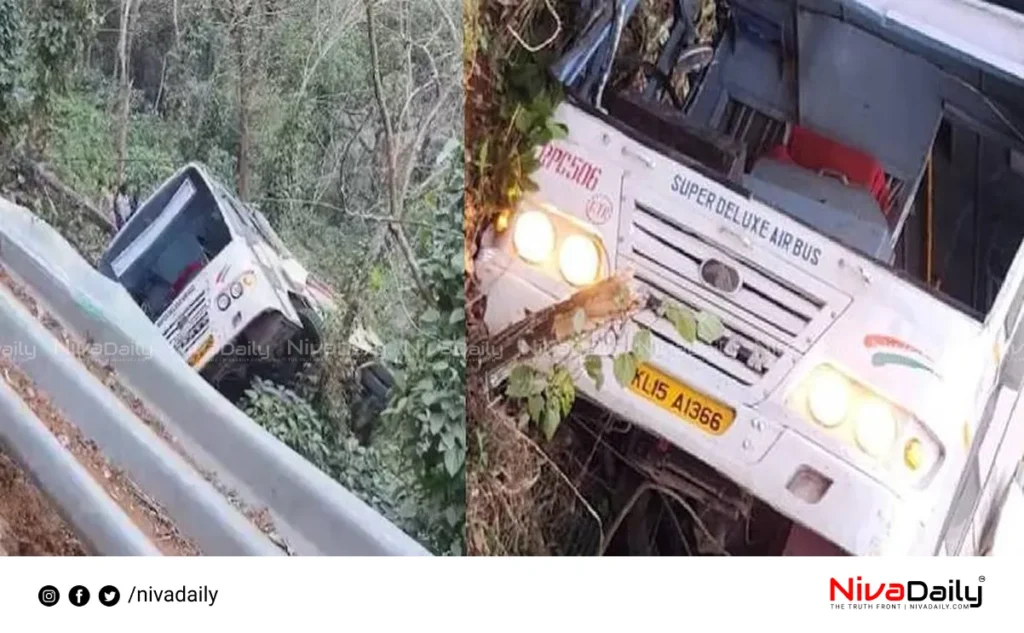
left=280, top=259, right=308, bottom=288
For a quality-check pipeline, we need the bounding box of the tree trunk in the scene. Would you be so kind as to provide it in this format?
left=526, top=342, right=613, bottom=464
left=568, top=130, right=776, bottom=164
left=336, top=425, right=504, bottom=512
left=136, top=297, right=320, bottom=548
left=25, top=157, right=115, bottom=234
left=237, top=74, right=252, bottom=200
left=114, top=0, right=135, bottom=188
left=332, top=0, right=394, bottom=339
left=334, top=0, right=448, bottom=337
left=234, top=3, right=253, bottom=201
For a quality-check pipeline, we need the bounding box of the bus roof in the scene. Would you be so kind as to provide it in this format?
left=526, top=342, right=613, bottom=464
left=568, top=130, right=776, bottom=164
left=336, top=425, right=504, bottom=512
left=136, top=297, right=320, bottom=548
left=846, top=0, right=1024, bottom=85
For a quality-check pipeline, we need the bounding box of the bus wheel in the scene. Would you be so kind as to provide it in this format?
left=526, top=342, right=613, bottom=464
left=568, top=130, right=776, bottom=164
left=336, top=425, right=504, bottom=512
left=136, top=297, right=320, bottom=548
left=360, top=361, right=394, bottom=400
left=295, top=306, right=325, bottom=358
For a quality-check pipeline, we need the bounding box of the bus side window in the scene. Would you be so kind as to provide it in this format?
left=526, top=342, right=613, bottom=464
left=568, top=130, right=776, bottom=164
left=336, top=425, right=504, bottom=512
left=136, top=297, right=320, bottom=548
left=224, top=193, right=278, bottom=252
left=999, top=280, right=1024, bottom=390
left=249, top=209, right=290, bottom=258
left=1002, top=322, right=1024, bottom=390
left=1004, top=280, right=1024, bottom=337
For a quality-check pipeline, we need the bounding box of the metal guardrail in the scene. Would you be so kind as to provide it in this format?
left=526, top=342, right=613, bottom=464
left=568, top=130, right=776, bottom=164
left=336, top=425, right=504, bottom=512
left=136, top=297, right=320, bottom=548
left=0, top=198, right=429, bottom=556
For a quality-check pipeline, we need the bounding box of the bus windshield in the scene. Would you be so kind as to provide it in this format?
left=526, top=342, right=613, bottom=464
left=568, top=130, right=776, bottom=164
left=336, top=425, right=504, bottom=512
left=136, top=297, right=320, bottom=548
left=115, top=175, right=232, bottom=320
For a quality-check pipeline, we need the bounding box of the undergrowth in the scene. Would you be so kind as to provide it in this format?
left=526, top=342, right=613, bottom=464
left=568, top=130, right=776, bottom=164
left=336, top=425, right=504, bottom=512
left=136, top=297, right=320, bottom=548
left=464, top=0, right=724, bottom=555
left=464, top=0, right=585, bottom=556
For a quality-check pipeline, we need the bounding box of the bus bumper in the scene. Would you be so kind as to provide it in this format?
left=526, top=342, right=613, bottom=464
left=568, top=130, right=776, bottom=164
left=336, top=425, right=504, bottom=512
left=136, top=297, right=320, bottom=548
left=478, top=251, right=923, bottom=556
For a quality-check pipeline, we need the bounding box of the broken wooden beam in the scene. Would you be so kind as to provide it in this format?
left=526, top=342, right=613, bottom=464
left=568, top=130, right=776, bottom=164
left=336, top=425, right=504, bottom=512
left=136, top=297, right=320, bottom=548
left=21, top=158, right=115, bottom=234
left=472, top=273, right=643, bottom=375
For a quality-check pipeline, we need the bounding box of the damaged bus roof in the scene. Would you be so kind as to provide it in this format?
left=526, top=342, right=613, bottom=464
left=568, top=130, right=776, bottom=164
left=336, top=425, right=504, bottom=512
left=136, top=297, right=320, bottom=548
left=844, top=0, right=1024, bottom=85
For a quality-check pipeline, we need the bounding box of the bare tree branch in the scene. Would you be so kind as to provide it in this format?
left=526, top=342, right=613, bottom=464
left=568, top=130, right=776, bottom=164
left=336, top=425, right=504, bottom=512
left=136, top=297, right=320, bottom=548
left=249, top=196, right=454, bottom=231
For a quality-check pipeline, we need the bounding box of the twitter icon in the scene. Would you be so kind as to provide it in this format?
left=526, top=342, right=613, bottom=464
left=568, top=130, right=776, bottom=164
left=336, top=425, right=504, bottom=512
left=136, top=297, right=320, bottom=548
left=99, top=585, right=120, bottom=607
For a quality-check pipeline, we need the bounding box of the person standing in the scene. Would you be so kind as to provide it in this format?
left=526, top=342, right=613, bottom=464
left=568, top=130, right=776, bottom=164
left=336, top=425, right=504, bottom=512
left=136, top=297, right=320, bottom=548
left=113, top=183, right=132, bottom=230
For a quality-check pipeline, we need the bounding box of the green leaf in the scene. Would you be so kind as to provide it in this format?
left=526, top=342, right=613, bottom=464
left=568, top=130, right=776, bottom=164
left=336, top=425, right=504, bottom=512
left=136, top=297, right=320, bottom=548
left=612, top=352, right=638, bottom=388
left=448, top=308, right=465, bottom=325
left=584, top=354, right=604, bottom=390
left=540, top=397, right=561, bottom=441
left=664, top=302, right=697, bottom=343
left=558, top=384, right=575, bottom=416
left=632, top=328, right=653, bottom=362
left=443, top=447, right=462, bottom=477
left=431, top=412, right=445, bottom=434
left=421, top=308, right=440, bottom=324
left=506, top=365, right=535, bottom=398
left=696, top=310, right=725, bottom=343
left=527, top=394, right=544, bottom=422
left=514, top=108, right=533, bottom=134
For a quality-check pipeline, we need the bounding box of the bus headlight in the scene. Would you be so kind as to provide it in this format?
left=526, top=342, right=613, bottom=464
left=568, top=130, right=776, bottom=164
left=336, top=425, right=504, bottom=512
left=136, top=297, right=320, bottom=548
left=787, top=363, right=944, bottom=479
left=852, top=398, right=898, bottom=458
left=512, top=210, right=555, bottom=264
left=229, top=281, right=244, bottom=299
left=559, top=234, right=601, bottom=286
left=216, top=293, right=231, bottom=311
left=805, top=365, right=851, bottom=427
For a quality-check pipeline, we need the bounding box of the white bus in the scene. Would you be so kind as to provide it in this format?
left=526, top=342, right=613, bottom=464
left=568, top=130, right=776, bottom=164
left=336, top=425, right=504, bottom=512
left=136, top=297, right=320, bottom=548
left=475, top=0, right=1024, bottom=555
left=98, top=164, right=334, bottom=390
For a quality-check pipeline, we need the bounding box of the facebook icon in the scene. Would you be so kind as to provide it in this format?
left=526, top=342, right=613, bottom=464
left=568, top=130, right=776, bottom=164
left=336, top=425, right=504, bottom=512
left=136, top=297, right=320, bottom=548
left=69, top=585, right=90, bottom=607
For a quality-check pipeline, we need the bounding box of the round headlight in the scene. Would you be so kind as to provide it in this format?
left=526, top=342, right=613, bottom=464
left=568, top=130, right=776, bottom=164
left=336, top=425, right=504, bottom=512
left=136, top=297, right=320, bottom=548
left=241, top=271, right=256, bottom=287
left=853, top=398, right=898, bottom=458
left=512, top=210, right=555, bottom=264
left=903, top=438, right=924, bottom=471
left=806, top=366, right=851, bottom=427
left=216, top=293, right=231, bottom=311
left=559, top=234, right=601, bottom=286
left=230, top=281, right=244, bottom=299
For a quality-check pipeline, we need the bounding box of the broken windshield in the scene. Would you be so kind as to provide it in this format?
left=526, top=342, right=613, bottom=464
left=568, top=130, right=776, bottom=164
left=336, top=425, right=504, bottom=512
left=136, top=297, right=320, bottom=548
left=116, top=175, right=233, bottom=321
left=557, top=0, right=1024, bottom=317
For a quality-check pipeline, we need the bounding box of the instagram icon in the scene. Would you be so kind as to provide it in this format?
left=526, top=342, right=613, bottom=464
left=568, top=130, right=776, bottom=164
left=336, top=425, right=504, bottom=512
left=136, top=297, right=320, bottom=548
left=38, top=586, right=60, bottom=607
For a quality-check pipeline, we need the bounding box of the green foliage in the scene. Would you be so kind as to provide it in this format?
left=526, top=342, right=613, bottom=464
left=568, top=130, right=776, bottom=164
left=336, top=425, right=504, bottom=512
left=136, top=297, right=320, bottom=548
left=381, top=191, right=466, bottom=555
left=46, top=93, right=183, bottom=199
left=0, top=0, right=22, bottom=137
left=696, top=310, right=725, bottom=343
left=583, top=354, right=604, bottom=390
left=658, top=299, right=697, bottom=343
left=632, top=328, right=653, bottom=362
left=475, top=49, right=566, bottom=211
left=580, top=327, right=655, bottom=395
left=240, top=377, right=434, bottom=548
left=242, top=377, right=336, bottom=468
left=506, top=363, right=576, bottom=441
left=25, top=0, right=91, bottom=147
left=653, top=298, right=724, bottom=345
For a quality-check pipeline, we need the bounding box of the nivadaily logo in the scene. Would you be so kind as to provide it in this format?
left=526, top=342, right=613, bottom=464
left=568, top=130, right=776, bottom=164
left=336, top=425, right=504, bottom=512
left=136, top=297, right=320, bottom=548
left=830, top=576, right=984, bottom=610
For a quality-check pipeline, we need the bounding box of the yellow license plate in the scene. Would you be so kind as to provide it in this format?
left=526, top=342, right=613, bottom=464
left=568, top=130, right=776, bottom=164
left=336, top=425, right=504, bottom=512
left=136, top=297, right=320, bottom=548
left=629, top=364, right=735, bottom=436
left=187, top=335, right=215, bottom=367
